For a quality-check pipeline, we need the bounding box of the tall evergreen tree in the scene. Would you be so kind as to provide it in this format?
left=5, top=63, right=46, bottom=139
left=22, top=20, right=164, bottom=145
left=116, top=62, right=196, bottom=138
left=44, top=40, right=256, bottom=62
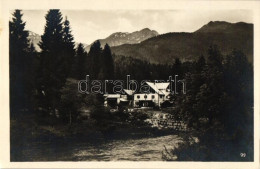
left=88, top=40, right=102, bottom=79
left=9, top=10, right=31, bottom=115
left=100, top=43, right=114, bottom=79
left=177, top=55, right=206, bottom=128
left=75, top=43, right=87, bottom=79
left=62, top=16, right=75, bottom=77
left=194, top=45, right=225, bottom=126
left=223, top=49, right=253, bottom=137
left=37, top=9, right=67, bottom=112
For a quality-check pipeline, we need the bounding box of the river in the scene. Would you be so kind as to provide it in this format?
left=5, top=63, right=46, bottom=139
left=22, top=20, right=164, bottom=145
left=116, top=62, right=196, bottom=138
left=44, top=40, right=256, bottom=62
left=21, top=134, right=182, bottom=161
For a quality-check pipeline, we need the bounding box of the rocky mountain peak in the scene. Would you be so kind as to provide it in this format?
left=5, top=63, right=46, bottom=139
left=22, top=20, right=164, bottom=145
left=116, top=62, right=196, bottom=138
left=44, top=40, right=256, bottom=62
left=86, top=28, right=159, bottom=51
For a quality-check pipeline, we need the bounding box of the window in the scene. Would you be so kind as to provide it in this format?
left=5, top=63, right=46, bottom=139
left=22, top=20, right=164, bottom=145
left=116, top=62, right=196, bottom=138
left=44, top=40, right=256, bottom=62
left=137, top=95, right=140, bottom=99
left=160, top=95, right=163, bottom=99
left=152, top=95, right=155, bottom=99
left=144, top=95, right=147, bottom=99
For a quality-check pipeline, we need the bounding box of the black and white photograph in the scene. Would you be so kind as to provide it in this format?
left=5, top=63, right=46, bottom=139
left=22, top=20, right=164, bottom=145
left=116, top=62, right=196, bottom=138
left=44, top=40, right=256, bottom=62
left=0, top=0, right=259, bottom=168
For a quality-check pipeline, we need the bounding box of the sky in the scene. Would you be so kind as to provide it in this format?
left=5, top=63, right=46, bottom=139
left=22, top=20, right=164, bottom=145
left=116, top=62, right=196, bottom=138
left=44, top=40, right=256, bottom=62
left=11, top=10, right=253, bottom=44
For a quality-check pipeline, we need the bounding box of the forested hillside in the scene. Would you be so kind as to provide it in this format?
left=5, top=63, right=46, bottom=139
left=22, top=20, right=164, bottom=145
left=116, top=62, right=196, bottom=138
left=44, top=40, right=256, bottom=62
left=111, top=21, right=253, bottom=64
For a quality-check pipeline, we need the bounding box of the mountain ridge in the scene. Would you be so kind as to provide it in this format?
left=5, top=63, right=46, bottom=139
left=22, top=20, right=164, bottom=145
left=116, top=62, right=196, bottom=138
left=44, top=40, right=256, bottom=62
left=111, top=21, right=253, bottom=64
left=27, top=21, right=253, bottom=65
left=86, top=28, right=159, bottom=51
left=195, top=21, right=253, bottom=33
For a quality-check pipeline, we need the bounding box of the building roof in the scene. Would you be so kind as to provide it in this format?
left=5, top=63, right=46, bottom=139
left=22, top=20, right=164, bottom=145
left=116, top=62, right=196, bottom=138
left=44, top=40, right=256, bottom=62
left=155, top=83, right=170, bottom=89
left=146, top=82, right=170, bottom=95
left=123, top=89, right=135, bottom=96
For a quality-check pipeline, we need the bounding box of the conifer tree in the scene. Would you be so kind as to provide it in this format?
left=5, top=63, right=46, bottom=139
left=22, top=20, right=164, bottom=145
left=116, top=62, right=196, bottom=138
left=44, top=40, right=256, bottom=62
left=75, top=43, right=87, bottom=79
left=62, top=16, right=75, bottom=77
left=9, top=10, right=30, bottom=115
left=194, top=45, right=225, bottom=126
left=88, top=40, right=102, bottom=79
left=177, top=55, right=206, bottom=128
left=100, top=43, right=114, bottom=80
left=223, top=49, right=253, bottom=136
left=37, top=9, right=67, bottom=112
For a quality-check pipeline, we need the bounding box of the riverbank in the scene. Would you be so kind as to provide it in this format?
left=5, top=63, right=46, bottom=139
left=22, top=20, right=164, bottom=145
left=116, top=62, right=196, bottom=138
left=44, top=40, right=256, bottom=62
left=10, top=112, right=186, bottom=161
left=13, top=134, right=183, bottom=161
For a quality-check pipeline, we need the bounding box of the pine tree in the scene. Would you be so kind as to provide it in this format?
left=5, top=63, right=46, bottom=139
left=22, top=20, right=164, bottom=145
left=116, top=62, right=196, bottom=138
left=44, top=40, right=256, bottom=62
left=101, top=43, right=114, bottom=79
left=179, top=56, right=206, bottom=128
left=75, top=43, right=87, bottom=79
left=195, top=45, right=225, bottom=126
left=88, top=40, right=102, bottom=79
left=9, top=10, right=31, bottom=115
left=62, top=16, right=75, bottom=77
left=223, top=49, right=253, bottom=136
left=37, top=9, right=67, bottom=112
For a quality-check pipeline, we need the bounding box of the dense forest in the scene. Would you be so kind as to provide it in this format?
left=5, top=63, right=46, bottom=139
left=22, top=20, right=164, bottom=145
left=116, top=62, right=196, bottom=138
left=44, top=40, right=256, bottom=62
left=10, top=9, right=253, bottom=161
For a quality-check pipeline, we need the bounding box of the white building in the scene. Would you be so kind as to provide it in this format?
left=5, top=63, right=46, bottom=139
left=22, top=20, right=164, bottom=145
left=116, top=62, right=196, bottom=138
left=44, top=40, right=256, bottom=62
left=104, top=89, right=134, bottom=108
left=133, top=82, right=171, bottom=107
left=104, top=82, right=172, bottom=108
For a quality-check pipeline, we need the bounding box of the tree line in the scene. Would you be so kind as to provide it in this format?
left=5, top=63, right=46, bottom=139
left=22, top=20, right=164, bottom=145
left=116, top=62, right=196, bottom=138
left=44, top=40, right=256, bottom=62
left=169, top=46, right=253, bottom=161
left=9, top=9, right=186, bottom=122
left=9, top=10, right=114, bottom=120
